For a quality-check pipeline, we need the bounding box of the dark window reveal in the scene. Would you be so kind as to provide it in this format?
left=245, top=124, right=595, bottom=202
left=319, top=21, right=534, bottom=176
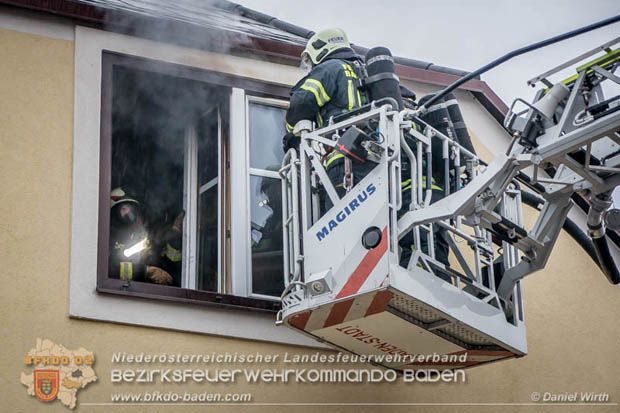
left=97, top=53, right=286, bottom=312
left=108, top=64, right=225, bottom=291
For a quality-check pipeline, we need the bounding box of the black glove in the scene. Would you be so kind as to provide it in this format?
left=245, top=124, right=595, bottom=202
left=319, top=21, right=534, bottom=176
left=282, top=132, right=300, bottom=152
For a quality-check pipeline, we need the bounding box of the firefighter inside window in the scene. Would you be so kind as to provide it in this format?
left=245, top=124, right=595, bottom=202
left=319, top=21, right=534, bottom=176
left=108, top=187, right=175, bottom=285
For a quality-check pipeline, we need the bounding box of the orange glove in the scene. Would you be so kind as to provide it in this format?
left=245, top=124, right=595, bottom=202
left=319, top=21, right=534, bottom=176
left=146, top=266, right=173, bottom=285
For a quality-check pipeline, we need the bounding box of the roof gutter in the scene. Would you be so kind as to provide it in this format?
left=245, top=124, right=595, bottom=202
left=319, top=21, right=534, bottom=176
left=213, top=0, right=315, bottom=40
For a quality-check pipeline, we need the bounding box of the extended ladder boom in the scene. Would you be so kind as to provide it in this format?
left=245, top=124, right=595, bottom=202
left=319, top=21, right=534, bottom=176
left=277, top=40, right=620, bottom=372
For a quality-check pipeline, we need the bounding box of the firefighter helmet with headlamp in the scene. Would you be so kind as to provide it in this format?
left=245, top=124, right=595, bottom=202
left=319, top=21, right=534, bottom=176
left=110, top=187, right=139, bottom=208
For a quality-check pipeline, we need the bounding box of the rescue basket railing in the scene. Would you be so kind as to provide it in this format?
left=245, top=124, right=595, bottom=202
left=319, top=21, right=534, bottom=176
left=279, top=104, right=398, bottom=311
left=280, top=148, right=302, bottom=291
left=279, top=101, right=528, bottom=324
left=399, top=109, right=523, bottom=319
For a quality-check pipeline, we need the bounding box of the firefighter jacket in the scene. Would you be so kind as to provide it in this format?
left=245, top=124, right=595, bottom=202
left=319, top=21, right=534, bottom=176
left=156, top=229, right=182, bottom=287
left=285, top=51, right=365, bottom=132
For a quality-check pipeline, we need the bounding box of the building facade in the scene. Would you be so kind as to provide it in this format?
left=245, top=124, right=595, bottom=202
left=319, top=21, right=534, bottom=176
left=1, top=1, right=619, bottom=411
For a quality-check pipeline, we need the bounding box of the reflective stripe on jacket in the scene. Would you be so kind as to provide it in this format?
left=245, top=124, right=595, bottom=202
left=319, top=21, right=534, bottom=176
left=286, top=58, right=364, bottom=129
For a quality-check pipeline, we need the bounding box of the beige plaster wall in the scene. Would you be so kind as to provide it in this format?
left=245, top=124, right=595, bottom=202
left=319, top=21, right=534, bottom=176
left=1, top=27, right=619, bottom=413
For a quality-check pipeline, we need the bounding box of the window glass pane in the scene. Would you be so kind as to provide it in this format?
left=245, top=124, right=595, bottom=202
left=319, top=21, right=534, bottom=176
left=197, top=112, right=221, bottom=292
left=250, top=175, right=284, bottom=296
left=109, top=64, right=226, bottom=291
left=248, top=103, right=286, bottom=169
left=198, top=187, right=218, bottom=291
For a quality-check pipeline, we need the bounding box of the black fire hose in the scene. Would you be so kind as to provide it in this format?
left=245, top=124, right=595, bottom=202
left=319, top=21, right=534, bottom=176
left=520, top=191, right=601, bottom=269
left=593, top=237, right=620, bottom=284
left=418, top=14, right=620, bottom=112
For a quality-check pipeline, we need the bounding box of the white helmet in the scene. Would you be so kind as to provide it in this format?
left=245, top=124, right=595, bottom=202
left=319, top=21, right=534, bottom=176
left=301, top=28, right=350, bottom=69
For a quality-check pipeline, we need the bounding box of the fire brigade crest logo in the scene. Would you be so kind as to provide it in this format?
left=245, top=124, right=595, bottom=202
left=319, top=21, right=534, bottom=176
left=34, top=370, right=60, bottom=402
left=21, top=338, right=97, bottom=409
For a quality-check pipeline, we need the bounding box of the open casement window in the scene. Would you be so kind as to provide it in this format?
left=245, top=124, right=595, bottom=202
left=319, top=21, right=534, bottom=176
left=97, top=52, right=289, bottom=312
left=229, top=91, right=290, bottom=301
left=247, top=96, right=289, bottom=299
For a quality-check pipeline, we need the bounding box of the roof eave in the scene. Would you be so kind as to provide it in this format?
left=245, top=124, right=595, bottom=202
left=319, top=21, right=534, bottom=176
left=0, top=0, right=508, bottom=122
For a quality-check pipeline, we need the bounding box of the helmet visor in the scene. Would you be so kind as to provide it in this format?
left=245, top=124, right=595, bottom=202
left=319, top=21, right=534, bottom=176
left=115, top=203, right=140, bottom=225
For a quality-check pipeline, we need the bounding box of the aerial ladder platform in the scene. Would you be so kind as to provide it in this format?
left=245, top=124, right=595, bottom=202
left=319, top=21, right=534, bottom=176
left=277, top=36, right=620, bottom=372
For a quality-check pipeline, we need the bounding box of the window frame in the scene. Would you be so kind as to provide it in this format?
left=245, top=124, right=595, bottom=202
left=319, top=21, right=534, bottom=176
left=96, top=51, right=290, bottom=312
left=243, top=95, right=290, bottom=301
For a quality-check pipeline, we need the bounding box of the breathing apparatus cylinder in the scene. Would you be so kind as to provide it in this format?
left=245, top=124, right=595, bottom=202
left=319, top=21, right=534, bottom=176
left=365, top=47, right=403, bottom=110
left=417, top=93, right=456, bottom=189
left=443, top=92, right=476, bottom=156
left=418, top=94, right=457, bottom=142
